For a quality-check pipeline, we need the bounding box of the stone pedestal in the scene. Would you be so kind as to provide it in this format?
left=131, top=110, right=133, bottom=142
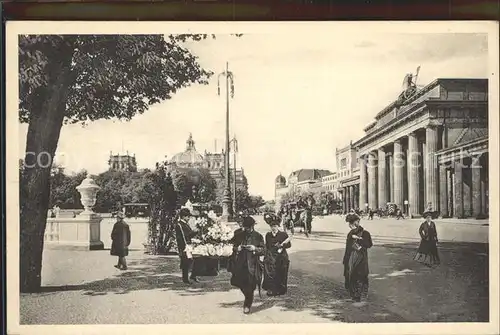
left=44, top=212, right=104, bottom=250
left=44, top=176, right=104, bottom=250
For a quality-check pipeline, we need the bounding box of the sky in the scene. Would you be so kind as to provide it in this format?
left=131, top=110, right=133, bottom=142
left=18, top=32, right=489, bottom=200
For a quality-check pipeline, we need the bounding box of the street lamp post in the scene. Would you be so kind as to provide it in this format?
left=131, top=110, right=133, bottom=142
left=230, top=136, right=238, bottom=215
left=218, top=62, right=235, bottom=222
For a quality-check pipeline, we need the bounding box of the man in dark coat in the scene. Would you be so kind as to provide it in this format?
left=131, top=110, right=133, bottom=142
left=230, top=216, right=265, bottom=314
left=110, top=211, right=131, bottom=270
left=343, top=213, right=373, bottom=303
left=175, top=208, right=198, bottom=284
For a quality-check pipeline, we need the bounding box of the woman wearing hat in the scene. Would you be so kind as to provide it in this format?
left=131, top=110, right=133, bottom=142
left=229, top=216, right=265, bottom=314
left=342, top=213, right=373, bottom=303
left=262, top=213, right=291, bottom=297
left=110, top=211, right=131, bottom=270
left=414, top=210, right=440, bottom=267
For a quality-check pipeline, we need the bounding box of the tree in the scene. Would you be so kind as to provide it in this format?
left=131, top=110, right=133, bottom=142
left=142, top=164, right=178, bottom=255
left=19, top=34, right=216, bottom=292
left=49, top=169, right=87, bottom=209
left=171, top=167, right=217, bottom=206
left=248, top=195, right=266, bottom=210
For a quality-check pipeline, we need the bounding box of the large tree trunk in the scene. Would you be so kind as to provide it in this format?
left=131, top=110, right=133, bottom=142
left=20, top=52, right=73, bottom=293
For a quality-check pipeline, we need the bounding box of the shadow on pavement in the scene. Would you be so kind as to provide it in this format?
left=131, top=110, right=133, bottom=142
left=274, top=241, right=489, bottom=323
left=32, top=241, right=488, bottom=323
left=38, top=256, right=234, bottom=297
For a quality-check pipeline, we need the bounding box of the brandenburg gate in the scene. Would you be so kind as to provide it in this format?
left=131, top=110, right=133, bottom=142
left=350, top=78, right=488, bottom=219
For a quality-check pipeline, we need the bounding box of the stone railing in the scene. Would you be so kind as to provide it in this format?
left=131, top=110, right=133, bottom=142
left=44, top=219, right=60, bottom=242
left=44, top=177, right=104, bottom=250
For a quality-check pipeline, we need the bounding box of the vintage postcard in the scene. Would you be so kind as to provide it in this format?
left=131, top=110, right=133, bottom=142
left=5, top=21, right=499, bottom=335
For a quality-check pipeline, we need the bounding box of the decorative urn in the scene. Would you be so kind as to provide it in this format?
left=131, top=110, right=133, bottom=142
left=76, top=177, right=100, bottom=214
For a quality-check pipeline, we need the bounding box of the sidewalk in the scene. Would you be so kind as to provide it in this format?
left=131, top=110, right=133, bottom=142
left=20, top=250, right=331, bottom=324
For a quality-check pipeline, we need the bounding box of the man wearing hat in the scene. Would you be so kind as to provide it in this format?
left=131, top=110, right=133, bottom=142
left=342, top=213, right=373, bottom=303
left=110, top=211, right=131, bottom=270
left=229, top=216, right=265, bottom=314
left=262, top=213, right=291, bottom=297
left=175, top=208, right=199, bottom=284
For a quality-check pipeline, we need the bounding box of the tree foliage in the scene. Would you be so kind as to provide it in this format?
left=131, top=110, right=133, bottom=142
left=19, top=34, right=213, bottom=125
left=49, top=169, right=87, bottom=209
left=171, top=167, right=217, bottom=206
left=19, top=33, right=226, bottom=292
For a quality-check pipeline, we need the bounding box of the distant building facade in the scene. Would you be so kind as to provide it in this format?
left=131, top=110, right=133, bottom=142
left=353, top=78, right=488, bottom=218
left=275, top=78, right=489, bottom=219
left=108, top=152, right=138, bottom=172
left=274, top=169, right=334, bottom=210
left=335, top=142, right=361, bottom=213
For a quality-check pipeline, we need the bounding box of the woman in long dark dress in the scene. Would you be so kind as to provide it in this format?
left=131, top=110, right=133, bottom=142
left=230, top=216, right=265, bottom=314
left=343, top=213, right=373, bottom=303
left=262, top=213, right=291, bottom=297
left=414, top=211, right=440, bottom=267
left=110, top=211, right=131, bottom=270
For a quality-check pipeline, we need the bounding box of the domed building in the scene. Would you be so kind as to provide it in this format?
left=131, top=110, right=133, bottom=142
left=170, top=133, right=205, bottom=168
left=166, top=133, right=247, bottom=204
left=274, top=173, right=288, bottom=210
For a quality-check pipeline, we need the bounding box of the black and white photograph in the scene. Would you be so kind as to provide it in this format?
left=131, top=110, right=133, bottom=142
left=6, top=21, right=499, bottom=335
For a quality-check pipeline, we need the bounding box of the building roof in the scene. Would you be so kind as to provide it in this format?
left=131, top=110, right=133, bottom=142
left=289, top=169, right=333, bottom=182
left=170, top=133, right=204, bottom=166
left=275, top=174, right=286, bottom=184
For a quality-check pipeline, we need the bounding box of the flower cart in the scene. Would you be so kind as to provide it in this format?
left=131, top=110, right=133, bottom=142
left=185, top=201, right=235, bottom=276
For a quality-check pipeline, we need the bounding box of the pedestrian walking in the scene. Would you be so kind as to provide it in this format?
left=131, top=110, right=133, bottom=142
left=368, top=208, right=374, bottom=220
left=343, top=213, right=373, bottom=303
left=262, top=213, right=291, bottom=297
left=229, top=216, right=265, bottom=314
left=175, top=208, right=199, bottom=284
left=227, top=213, right=245, bottom=273
left=414, top=210, right=440, bottom=267
left=110, top=211, right=131, bottom=270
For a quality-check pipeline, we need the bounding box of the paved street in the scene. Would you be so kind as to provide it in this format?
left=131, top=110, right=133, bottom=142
left=20, top=215, right=489, bottom=324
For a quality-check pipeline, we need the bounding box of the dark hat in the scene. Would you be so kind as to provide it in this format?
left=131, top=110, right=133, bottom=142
left=422, top=211, right=433, bottom=218
left=345, top=213, right=360, bottom=224
left=179, top=208, right=191, bottom=218
left=264, top=213, right=280, bottom=226
left=241, top=216, right=256, bottom=228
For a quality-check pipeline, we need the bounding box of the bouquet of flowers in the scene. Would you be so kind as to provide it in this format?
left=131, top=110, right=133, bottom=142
left=188, top=215, right=234, bottom=257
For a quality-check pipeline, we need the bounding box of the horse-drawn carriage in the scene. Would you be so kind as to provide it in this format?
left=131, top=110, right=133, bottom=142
left=281, top=201, right=313, bottom=237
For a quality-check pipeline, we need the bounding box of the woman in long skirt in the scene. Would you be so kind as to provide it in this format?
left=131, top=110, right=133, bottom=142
left=230, top=216, right=265, bottom=314
left=414, top=211, right=440, bottom=267
left=262, top=213, right=291, bottom=297
left=343, top=213, right=373, bottom=303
